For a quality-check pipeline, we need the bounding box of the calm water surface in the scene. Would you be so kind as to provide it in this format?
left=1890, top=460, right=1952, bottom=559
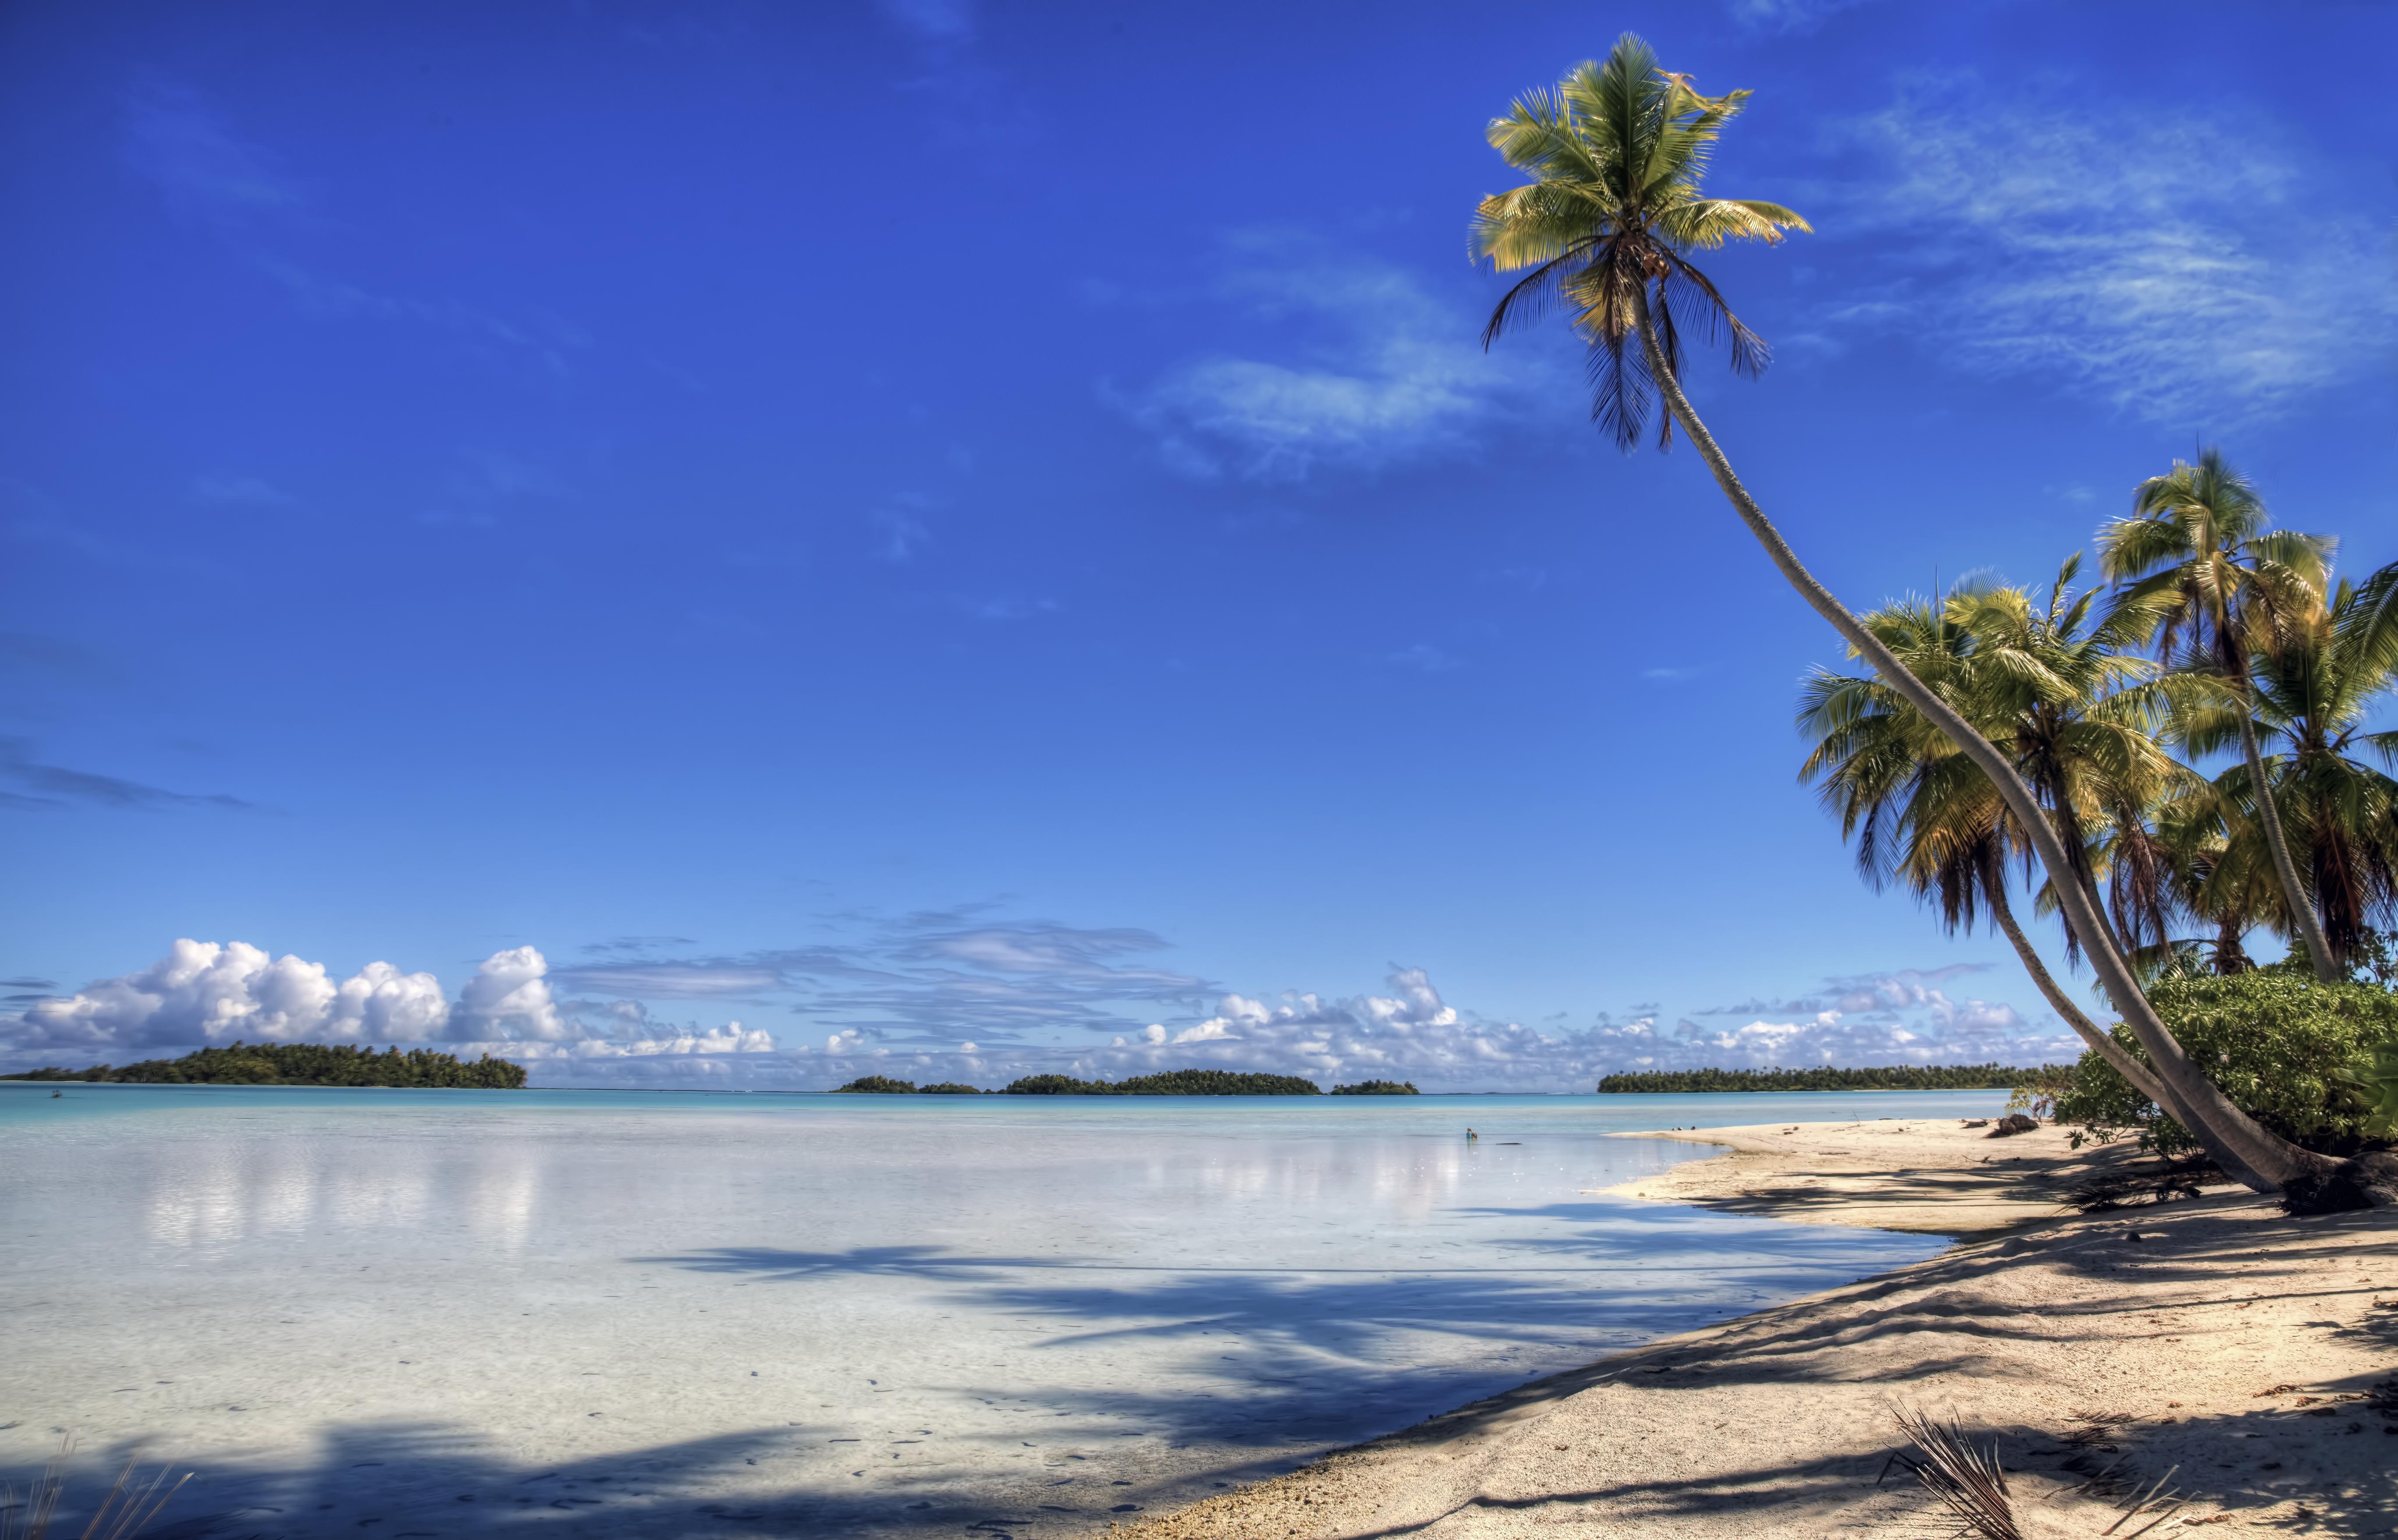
left=0, top=1086, right=2003, bottom=1538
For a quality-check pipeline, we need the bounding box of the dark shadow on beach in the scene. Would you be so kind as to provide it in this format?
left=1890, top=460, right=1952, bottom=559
left=1250, top=1200, right=2398, bottom=1537
left=0, top=1419, right=1190, bottom=1540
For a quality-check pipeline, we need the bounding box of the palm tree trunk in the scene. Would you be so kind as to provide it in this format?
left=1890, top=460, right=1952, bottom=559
left=2234, top=712, right=2338, bottom=982
left=1626, top=286, right=2330, bottom=1193
left=1977, top=851, right=2270, bottom=1191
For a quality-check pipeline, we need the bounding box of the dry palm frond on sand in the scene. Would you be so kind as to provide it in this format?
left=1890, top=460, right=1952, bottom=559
left=1881, top=1407, right=2020, bottom=1540
left=0, top=1441, right=189, bottom=1540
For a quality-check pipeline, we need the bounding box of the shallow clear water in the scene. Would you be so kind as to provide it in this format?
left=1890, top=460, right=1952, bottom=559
left=0, top=1086, right=1998, bottom=1538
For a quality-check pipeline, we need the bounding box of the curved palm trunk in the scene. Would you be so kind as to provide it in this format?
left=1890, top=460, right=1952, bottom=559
left=2235, top=712, right=2339, bottom=981
left=1977, top=852, right=2270, bottom=1191
left=1627, top=287, right=2329, bottom=1193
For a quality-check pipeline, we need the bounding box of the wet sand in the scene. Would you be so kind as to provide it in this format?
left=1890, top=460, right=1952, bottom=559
left=1125, top=1119, right=2398, bottom=1537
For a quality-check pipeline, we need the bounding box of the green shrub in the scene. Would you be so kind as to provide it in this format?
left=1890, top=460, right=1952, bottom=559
left=1330, top=1080, right=1419, bottom=1095
left=832, top=1075, right=918, bottom=1094
left=917, top=1082, right=982, bottom=1094
left=2050, top=974, right=2398, bottom=1156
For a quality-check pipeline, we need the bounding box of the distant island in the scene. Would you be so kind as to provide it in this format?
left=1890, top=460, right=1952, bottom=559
left=1596, top=1064, right=2048, bottom=1094
left=2, top=1042, right=528, bottom=1088
left=831, top=1070, right=1420, bottom=1096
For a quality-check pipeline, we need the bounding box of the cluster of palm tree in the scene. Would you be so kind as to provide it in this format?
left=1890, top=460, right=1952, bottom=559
left=1794, top=468, right=2397, bottom=1070
left=1470, top=33, right=2398, bottom=1200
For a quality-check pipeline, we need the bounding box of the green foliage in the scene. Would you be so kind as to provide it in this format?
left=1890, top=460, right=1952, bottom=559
left=917, top=1082, right=982, bottom=1094
left=1596, top=1064, right=2042, bottom=1094
left=1473, top=34, right=1806, bottom=449
left=2048, top=973, right=2398, bottom=1155
left=2359, top=1038, right=2398, bottom=1136
left=1002, top=1069, right=1324, bottom=1096
left=0, top=1042, right=526, bottom=1088
left=831, top=1075, right=918, bottom=1094
left=1329, top=1080, right=1420, bottom=1095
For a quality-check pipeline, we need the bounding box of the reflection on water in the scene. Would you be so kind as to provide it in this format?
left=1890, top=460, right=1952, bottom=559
left=141, top=1137, right=528, bottom=1252
left=2, top=1088, right=1995, bottom=1538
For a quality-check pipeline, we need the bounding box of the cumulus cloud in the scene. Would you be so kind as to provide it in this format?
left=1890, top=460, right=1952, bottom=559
left=0, top=941, right=778, bottom=1066
left=13, top=940, right=446, bottom=1054
left=1604, top=966, right=2076, bottom=1073
left=1821, top=83, right=2397, bottom=424
left=1117, top=245, right=1538, bottom=483
left=517, top=1021, right=779, bottom=1060
left=3, top=923, right=2072, bottom=1090
left=449, top=946, right=572, bottom=1041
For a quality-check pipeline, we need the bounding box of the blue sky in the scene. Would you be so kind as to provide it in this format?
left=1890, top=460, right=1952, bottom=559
left=4, top=0, right=2392, bottom=1087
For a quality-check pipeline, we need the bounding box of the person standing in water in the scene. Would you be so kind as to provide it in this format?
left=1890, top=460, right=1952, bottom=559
left=1466, top=1128, right=1477, bottom=1143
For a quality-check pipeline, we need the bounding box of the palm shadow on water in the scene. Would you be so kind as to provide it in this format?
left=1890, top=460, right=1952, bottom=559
left=4, top=1207, right=1938, bottom=1540
left=639, top=1200, right=1941, bottom=1450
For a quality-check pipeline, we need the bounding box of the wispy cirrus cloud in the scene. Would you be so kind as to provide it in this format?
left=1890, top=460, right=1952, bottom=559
left=121, top=80, right=304, bottom=221
left=1114, top=239, right=1541, bottom=483
left=878, top=0, right=973, bottom=41
left=120, top=83, right=587, bottom=379
left=0, top=737, right=251, bottom=814
left=1817, top=81, right=2397, bottom=425
left=1727, top=0, right=1886, bottom=33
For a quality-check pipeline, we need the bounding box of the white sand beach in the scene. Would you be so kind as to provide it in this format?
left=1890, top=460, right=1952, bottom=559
left=1128, top=1119, right=2396, bottom=1537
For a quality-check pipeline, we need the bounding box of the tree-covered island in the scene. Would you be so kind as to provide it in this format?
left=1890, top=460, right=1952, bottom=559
left=2, top=1042, right=528, bottom=1088
left=832, top=1069, right=1422, bottom=1095
left=1597, top=1064, right=2047, bottom=1094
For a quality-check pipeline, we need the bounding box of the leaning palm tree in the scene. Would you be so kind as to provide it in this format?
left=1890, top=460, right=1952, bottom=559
left=2097, top=450, right=2340, bottom=980
left=1798, top=577, right=2179, bottom=1116
left=1472, top=35, right=2329, bottom=1193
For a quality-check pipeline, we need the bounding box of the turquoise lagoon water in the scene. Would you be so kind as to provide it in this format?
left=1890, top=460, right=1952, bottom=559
left=0, top=1085, right=2005, bottom=1538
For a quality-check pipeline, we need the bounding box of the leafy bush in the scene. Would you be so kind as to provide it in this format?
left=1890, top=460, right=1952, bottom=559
left=1003, top=1069, right=1324, bottom=1095
left=2, top=1042, right=526, bottom=1088
left=1330, top=1080, right=1420, bottom=1095
left=917, top=1082, right=982, bottom=1094
left=2049, top=974, right=2398, bottom=1156
left=832, top=1075, right=918, bottom=1094
left=1596, top=1064, right=2043, bottom=1093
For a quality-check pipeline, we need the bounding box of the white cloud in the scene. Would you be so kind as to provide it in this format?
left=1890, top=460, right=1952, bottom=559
left=523, top=1022, right=779, bottom=1059
left=1119, top=251, right=1534, bottom=483
left=4, top=931, right=2077, bottom=1091
left=14, top=940, right=446, bottom=1053
left=0, top=941, right=776, bottom=1063
left=1825, top=84, right=2397, bottom=424
left=1617, top=966, right=2074, bottom=1072
left=332, top=960, right=454, bottom=1041
left=450, top=945, right=571, bottom=1042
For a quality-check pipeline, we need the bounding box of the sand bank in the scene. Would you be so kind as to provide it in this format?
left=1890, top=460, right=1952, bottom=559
left=1124, top=1120, right=2397, bottom=1537
left=1594, top=1115, right=2165, bottom=1235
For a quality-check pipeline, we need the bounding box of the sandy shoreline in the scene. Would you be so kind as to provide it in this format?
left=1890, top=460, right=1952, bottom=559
left=1125, top=1119, right=2397, bottom=1536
